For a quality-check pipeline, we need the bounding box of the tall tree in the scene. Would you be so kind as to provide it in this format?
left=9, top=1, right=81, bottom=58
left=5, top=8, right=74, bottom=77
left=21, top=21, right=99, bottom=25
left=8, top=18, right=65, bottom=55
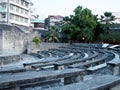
left=100, top=12, right=115, bottom=33
left=62, top=6, right=97, bottom=43
left=46, top=26, right=59, bottom=42
left=98, top=12, right=115, bottom=43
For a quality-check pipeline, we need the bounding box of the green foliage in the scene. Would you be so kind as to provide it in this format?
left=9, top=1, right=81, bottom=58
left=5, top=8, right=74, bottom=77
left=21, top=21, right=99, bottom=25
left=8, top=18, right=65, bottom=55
left=109, top=30, right=120, bottom=43
left=95, top=12, right=116, bottom=43
left=32, top=36, right=41, bottom=46
left=62, top=6, right=119, bottom=44
left=46, top=26, right=59, bottom=42
left=100, top=12, right=115, bottom=32
left=97, top=30, right=120, bottom=44
left=62, top=6, right=97, bottom=42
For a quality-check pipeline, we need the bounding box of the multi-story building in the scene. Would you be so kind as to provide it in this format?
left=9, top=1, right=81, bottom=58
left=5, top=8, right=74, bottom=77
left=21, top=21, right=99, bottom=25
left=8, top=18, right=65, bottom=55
left=0, top=0, right=32, bottom=27
left=45, top=15, right=63, bottom=30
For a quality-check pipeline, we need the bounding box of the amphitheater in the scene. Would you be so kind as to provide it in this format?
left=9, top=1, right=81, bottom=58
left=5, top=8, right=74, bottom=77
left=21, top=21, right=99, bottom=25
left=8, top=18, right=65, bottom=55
left=0, top=43, right=120, bottom=90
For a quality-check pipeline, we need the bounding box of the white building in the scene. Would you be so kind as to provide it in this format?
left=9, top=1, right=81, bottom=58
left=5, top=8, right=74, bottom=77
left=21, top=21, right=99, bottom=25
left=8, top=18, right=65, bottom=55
left=0, top=0, right=32, bottom=27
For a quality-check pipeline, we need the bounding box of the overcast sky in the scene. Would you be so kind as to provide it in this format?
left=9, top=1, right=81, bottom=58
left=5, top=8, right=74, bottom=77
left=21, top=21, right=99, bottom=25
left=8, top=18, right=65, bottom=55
left=31, top=0, right=120, bottom=19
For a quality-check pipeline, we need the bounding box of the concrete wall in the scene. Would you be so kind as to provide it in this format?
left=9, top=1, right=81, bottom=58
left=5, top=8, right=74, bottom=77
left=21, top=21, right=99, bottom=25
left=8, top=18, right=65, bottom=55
left=0, top=24, right=69, bottom=54
left=28, top=42, right=69, bottom=53
left=0, top=24, right=35, bottom=53
left=0, top=54, right=21, bottom=66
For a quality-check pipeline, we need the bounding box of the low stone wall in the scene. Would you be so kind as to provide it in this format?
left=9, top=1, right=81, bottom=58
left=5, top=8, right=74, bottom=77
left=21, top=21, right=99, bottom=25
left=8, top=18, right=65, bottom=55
left=28, top=43, right=69, bottom=53
left=0, top=54, right=21, bottom=66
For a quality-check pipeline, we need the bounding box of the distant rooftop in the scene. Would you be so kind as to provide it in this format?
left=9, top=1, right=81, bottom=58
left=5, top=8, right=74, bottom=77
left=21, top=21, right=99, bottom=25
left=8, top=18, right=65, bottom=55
left=48, top=15, right=63, bottom=19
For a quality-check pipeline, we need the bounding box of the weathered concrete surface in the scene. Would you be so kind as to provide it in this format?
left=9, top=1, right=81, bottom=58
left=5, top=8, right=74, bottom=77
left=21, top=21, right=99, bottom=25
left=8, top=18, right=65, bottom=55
left=28, top=43, right=69, bottom=53
left=107, top=52, right=120, bottom=76
left=0, top=24, right=34, bottom=53
left=0, top=69, right=84, bottom=89
left=44, top=75, right=120, bottom=90
left=0, top=54, right=21, bottom=66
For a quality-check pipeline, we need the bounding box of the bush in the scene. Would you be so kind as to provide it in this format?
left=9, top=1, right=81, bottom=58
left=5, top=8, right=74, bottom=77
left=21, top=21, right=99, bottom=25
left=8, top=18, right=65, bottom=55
left=97, top=30, right=120, bottom=44
left=32, top=37, right=41, bottom=46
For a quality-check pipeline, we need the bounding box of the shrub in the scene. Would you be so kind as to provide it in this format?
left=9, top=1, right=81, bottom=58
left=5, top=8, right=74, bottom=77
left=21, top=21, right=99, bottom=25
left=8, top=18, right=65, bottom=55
left=32, top=37, right=41, bottom=46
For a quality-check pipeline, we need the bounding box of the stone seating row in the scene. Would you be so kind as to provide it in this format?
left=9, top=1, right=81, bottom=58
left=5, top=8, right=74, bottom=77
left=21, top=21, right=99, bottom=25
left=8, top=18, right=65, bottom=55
left=0, top=68, right=84, bottom=90
left=43, top=75, right=120, bottom=90
left=42, top=49, right=120, bottom=90
left=84, top=50, right=120, bottom=74
left=54, top=51, right=107, bottom=70
left=48, top=49, right=68, bottom=57
left=1, top=50, right=106, bottom=72
left=24, top=48, right=100, bottom=70
left=0, top=66, right=26, bottom=74
left=31, top=49, right=116, bottom=72
left=0, top=49, right=117, bottom=74
left=29, top=53, right=43, bottom=59
left=24, top=47, right=95, bottom=69
left=0, top=57, right=120, bottom=90
left=23, top=53, right=74, bottom=69
left=0, top=52, right=119, bottom=90
left=38, top=50, right=52, bottom=57
left=31, top=48, right=71, bottom=59
left=68, top=53, right=108, bottom=69
left=30, top=51, right=98, bottom=70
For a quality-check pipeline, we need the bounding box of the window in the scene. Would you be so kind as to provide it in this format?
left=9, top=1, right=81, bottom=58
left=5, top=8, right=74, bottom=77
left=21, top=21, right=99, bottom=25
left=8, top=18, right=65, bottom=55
left=25, top=2, right=28, bottom=7
left=14, top=15, right=17, bottom=20
left=2, top=4, right=6, bottom=9
left=17, top=16, right=20, bottom=21
left=21, top=9, right=23, bottom=13
left=25, top=10, right=28, bottom=15
left=10, top=14, right=13, bottom=19
left=10, top=4, right=14, bottom=10
left=16, top=6, right=19, bottom=12
left=1, top=14, right=6, bottom=18
left=16, top=0, right=19, bottom=3
left=25, top=18, right=28, bottom=23
left=20, top=17, right=23, bottom=22
left=21, top=0, right=24, bottom=5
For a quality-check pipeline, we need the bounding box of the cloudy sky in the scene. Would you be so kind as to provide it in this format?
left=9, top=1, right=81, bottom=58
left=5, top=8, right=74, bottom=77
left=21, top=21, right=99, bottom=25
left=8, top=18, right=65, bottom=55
left=31, top=0, right=120, bottom=19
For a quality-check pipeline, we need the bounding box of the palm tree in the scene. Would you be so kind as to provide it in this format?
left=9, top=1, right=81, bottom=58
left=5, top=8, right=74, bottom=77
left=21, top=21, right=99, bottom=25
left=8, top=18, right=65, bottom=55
left=46, top=26, right=59, bottom=42
left=99, top=12, right=115, bottom=43
left=100, top=12, right=115, bottom=33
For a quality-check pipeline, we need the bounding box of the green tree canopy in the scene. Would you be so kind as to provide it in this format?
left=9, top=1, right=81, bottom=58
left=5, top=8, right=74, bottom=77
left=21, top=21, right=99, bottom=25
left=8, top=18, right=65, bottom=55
left=46, top=26, right=59, bottom=42
left=97, top=12, right=115, bottom=43
left=62, top=6, right=97, bottom=42
left=100, top=12, right=115, bottom=32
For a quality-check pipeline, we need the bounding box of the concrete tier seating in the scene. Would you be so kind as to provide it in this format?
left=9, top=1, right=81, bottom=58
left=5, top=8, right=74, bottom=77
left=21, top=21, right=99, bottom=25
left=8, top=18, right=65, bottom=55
left=0, top=67, right=26, bottom=73
left=43, top=75, right=120, bottom=90
left=0, top=69, right=84, bottom=90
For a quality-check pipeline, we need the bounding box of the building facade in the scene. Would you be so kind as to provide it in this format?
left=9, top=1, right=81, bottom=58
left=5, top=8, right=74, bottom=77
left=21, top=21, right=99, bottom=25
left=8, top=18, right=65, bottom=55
left=45, top=15, right=63, bottom=30
left=0, top=0, right=32, bottom=27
